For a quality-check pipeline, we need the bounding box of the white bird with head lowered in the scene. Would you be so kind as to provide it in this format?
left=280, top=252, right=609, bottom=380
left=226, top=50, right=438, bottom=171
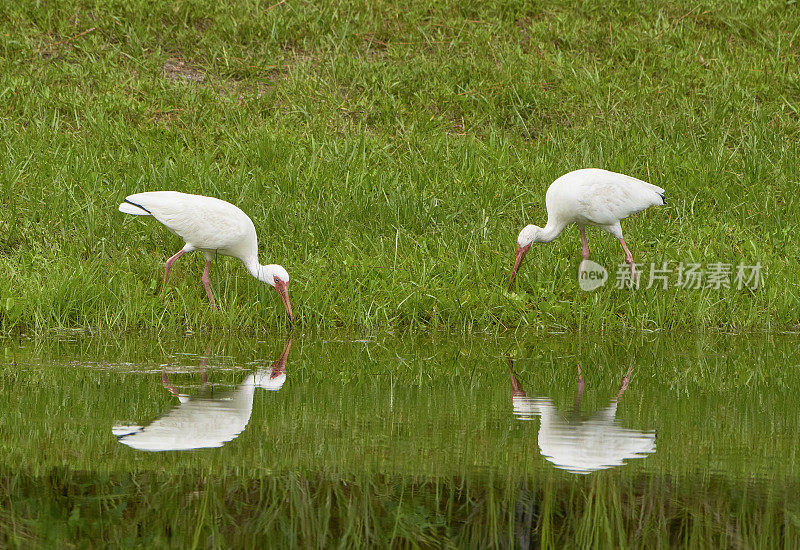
left=508, top=168, right=665, bottom=290
left=119, top=191, right=293, bottom=324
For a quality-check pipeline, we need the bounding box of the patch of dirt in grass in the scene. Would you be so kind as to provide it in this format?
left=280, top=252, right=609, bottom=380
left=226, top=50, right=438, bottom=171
left=210, top=68, right=281, bottom=102
left=158, top=47, right=316, bottom=107
left=357, top=34, right=390, bottom=60
left=163, top=58, right=205, bottom=83
left=192, top=17, right=213, bottom=31
left=148, top=108, right=185, bottom=123
left=448, top=117, right=466, bottom=136
left=213, top=46, right=313, bottom=100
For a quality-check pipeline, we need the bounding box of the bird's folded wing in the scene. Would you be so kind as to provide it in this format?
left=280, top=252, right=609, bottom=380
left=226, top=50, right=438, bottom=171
left=123, top=192, right=252, bottom=249
left=583, top=172, right=665, bottom=223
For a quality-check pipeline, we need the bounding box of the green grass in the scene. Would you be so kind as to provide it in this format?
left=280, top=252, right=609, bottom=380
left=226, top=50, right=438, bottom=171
left=1, top=0, right=799, bottom=333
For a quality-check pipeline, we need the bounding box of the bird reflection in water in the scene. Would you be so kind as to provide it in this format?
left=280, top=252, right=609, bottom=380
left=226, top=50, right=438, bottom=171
left=113, top=339, right=292, bottom=452
left=508, top=359, right=655, bottom=474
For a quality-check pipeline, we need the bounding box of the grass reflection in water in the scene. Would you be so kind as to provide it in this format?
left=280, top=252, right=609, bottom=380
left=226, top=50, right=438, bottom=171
left=0, top=334, right=798, bottom=547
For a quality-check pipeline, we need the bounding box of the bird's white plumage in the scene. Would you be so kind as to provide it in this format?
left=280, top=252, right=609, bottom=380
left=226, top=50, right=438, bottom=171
left=114, top=367, right=286, bottom=452
left=510, top=168, right=664, bottom=287
left=118, top=190, right=294, bottom=323
left=114, top=340, right=291, bottom=452
left=513, top=396, right=656, bottom=474
left=120, top=191, right=258, bottom=260
left=544, top=169, right=664, bottom=229
left=118, top=202, right=151, bottom=216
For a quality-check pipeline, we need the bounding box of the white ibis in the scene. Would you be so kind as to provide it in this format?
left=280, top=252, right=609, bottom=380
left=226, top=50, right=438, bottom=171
left=508, top=168, right=665, bottom=290
left=509, top=361, right=655, bottom=474
left=119, top=191, right=293, bottom=323
left=112, top=339, right=292, bottom=452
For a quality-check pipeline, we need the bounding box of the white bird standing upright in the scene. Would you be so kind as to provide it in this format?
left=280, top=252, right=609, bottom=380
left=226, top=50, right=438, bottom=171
left=508, top=168, right=665, bottom=290
left=119, top=191, right=293, bottom=323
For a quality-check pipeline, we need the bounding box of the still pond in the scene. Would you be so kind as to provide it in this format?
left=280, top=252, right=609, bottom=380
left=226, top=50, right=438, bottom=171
left=0, top=333, right=798, bottom=547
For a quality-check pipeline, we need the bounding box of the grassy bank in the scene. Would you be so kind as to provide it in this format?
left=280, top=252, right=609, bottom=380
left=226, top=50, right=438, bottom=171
left=1, top=0, right=799, bottom=333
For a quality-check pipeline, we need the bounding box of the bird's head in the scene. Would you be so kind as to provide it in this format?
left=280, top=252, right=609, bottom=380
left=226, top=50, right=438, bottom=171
left=254, top=338, right=292, bottom=390
left=508, top=225, right=539, bottom=290
left=258, top=264, right=294, bottom=325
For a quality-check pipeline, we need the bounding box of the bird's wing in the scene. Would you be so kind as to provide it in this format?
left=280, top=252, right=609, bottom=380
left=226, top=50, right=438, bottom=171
left=116, top=399, right=251, bottom=451
left=578, top=170, right=665, bottom=225
left=122, top=192, right=253, bottom=250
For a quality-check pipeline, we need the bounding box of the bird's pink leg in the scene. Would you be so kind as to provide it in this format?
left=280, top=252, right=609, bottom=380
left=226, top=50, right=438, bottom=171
left=162, top=249, right=186, bottom=293
left=617, top=237, right=638, bottom=279
left=574, top=364, right=585, bottom=411
left=580, top=227, right=589, bottom=261
left=162, top=370, right=180, bottom=397
left=616, top=362, right=634, bottom=400
left=579, top=227, right=590, bottom=277
left=201, top=259, right=218, bottom=310
left=508, top=358, right=527, bottom=398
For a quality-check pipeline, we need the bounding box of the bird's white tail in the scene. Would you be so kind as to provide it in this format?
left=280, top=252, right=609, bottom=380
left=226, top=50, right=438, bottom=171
left=118, top=200, right=151, bottom=216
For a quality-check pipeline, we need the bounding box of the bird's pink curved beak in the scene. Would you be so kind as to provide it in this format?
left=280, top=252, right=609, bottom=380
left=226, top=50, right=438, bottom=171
left=274, top=279, right=294, bottom=326
left=270, top=337, right=292, bottom=377
left=508, top=243, right=530, bottom=291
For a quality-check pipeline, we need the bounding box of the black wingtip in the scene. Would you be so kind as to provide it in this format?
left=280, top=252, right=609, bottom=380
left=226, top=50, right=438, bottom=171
left=660, top=193, right=666, bottom=205
left=124, top=198, right=152, bottom=214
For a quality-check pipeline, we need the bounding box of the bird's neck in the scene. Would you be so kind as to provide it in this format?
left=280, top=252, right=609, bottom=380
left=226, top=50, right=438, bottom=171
left=537, top=218, right=566, bottom=243
left=238, top=374, right=260, bottom=396
left=242, top=255, right=264, bottom=280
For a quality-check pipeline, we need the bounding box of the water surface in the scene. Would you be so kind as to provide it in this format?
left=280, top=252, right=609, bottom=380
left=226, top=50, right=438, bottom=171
left=1, top=333, right=798, bottom=546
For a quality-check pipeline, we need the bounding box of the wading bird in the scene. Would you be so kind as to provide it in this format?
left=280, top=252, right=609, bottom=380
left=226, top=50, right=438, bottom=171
left=508, top=359, right=655, bottom=474
left=508, top=169, right=665, bottom=290
left=119, top=191, right=293, bottom=323
left=113, top=339, right=292, bottom=452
